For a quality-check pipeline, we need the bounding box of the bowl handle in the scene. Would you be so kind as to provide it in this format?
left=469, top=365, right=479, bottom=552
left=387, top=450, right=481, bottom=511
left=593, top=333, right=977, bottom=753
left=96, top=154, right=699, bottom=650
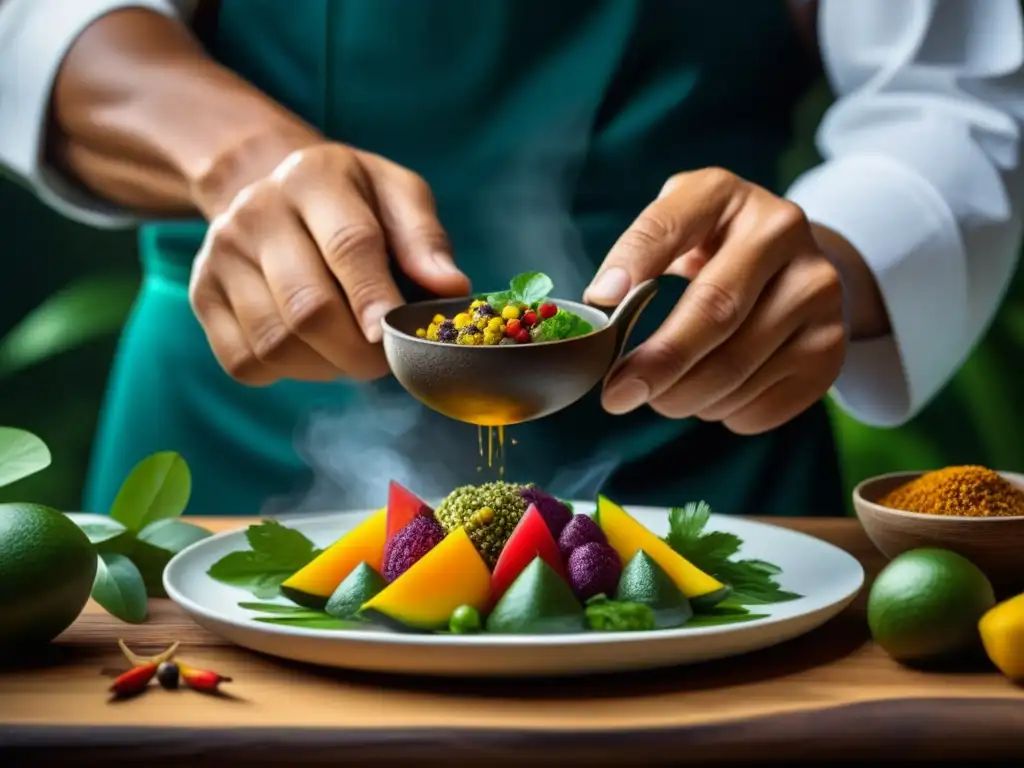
left=602, top=278, right=660, bottom=373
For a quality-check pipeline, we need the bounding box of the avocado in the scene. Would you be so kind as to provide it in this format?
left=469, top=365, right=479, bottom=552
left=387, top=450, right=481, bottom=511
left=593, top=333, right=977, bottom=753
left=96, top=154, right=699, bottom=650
left=616, top=550, right=693, bottom=629
left=486, top=557, right=587, bottom=635
left=325, top=562, right=387, bottom=620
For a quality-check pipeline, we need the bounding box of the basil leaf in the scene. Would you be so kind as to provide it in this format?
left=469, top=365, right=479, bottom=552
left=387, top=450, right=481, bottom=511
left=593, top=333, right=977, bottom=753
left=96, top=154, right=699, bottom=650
left=109, top=451, right=192, bottom=532
left=0, top=427, right=51, bottom=489
left=510, top=272, right=554, bottom=305
left=91, top=552, right=149, bottom=624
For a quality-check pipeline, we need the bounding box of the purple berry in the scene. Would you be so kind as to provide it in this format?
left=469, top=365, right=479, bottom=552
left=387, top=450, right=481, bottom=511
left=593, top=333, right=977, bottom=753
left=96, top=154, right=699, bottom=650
left=567, top=542, right=621, bottom=602
left=437, top=321, right=458, bottom=343
left=557, top=514, right=607, bottom=560
left=518, top=487, right=573, bottom=538
left=382, top=515, right=446, bottom=582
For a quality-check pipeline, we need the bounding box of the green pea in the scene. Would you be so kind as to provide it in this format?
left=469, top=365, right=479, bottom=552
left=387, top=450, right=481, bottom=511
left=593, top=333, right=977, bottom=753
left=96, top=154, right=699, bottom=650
left=449, top=604, right=483, bottom=634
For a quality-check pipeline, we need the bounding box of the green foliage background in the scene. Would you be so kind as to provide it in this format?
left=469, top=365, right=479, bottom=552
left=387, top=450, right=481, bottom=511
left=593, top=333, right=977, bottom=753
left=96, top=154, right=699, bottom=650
left=1, top=78, right=1021, bottom=513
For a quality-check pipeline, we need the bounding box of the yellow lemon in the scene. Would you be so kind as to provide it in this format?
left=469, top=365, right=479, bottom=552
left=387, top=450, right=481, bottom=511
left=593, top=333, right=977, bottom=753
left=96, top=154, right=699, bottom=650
left=979, top=591, right=1024, bottom=680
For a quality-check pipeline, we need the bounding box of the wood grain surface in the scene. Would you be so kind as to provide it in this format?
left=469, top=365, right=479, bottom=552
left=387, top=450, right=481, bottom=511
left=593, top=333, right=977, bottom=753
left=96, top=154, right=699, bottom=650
left=2, top=517, right=1023, bottom=766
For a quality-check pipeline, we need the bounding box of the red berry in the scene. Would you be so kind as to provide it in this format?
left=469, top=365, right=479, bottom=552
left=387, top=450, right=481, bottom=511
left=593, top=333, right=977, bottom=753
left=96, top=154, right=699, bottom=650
left=515, top=329, right=531, bottom=343
left=522, top=310, right=538, bottom=327
left=539, top=302, right=557, bottom=319
left=505, top=319, right=521, bottom=337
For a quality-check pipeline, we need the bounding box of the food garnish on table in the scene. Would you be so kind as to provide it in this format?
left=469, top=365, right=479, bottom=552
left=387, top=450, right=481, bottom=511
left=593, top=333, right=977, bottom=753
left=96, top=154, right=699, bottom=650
left=207, top=480, right=801, bottom=635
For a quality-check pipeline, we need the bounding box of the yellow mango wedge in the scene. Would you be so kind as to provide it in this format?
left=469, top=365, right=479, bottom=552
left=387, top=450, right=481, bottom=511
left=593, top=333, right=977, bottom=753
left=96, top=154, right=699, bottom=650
left=360, top=527, right=492, bottom=632
left=979, top=591, right=1024, bottom=680
left=280, top=508, right=387, bottom=610
left=596, top=495, right=730, bottom=610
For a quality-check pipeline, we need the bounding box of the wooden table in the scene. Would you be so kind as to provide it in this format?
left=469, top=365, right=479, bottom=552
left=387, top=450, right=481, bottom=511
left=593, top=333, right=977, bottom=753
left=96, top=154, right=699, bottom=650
left=2, top=517, right=1023, bottom=766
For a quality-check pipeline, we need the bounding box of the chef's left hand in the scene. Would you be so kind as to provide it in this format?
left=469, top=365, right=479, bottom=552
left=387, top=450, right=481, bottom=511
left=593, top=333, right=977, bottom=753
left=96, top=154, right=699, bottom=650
left=585, top=168, right=855, bottom=435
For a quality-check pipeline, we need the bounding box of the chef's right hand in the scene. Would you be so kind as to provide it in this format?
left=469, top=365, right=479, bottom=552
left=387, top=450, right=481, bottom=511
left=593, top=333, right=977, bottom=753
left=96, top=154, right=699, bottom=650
left=188, top=143, right=471, bottom=386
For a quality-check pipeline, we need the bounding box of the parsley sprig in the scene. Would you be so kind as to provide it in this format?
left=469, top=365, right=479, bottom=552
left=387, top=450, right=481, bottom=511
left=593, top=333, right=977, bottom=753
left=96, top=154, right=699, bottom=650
left=665, top=501, right=802, bottom=605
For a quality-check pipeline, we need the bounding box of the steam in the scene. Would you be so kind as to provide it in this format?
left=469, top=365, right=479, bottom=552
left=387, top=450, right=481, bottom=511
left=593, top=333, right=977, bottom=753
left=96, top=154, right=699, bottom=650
left=264, top=105, right=625, bottom=517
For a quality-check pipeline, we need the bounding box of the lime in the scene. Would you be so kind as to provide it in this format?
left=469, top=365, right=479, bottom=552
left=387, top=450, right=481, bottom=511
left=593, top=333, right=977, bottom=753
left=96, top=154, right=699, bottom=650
left=867, top=548, right=995, bottom=664
left=0, top=503, right=97, bottom=650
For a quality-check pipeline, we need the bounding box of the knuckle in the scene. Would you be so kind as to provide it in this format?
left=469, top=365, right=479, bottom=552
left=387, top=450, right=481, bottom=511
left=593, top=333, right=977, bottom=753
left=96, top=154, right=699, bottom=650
left=323, top=222, right=386, bottom=270
left=686, top=280, right=741, bottom=329
left=204, top=215, right=247, bottom=257
left=281, top=284, right=334, bottom=333
left=248, top=318, right=292, bottom=363
left=766, top=200, right=809, bottom=239
left=700, top=166, right=736, bottom=192
left=803, top=260, right=844, bottom=309
left=622, top=213, right=676, bottom=252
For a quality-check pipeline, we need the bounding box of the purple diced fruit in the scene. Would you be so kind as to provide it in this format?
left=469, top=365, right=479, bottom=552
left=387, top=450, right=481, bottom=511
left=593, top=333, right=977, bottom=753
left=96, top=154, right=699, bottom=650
left=518, top=487, right=573, bottom=538
left=382, top=515, right=446, bottom=582
left=567, top=541, right=622, bottom=602
left=557, top=514, right=607, bottom=560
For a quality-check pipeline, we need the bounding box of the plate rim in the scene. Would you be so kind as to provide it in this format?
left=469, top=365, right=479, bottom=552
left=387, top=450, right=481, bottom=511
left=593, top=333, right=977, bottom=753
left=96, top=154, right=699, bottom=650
left=163, top=503, right=865, bottom=648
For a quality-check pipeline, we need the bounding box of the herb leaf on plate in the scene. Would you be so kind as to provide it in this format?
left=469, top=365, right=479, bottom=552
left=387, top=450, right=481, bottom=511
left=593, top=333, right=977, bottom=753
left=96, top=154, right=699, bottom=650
left=207, top=520, right=322, bottom=599
left=666, top=500, right=802, bottom=606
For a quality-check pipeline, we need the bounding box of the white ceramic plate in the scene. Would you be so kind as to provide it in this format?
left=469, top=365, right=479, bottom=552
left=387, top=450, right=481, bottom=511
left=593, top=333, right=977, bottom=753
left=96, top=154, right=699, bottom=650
left=164, top=504, right=864, bottom=677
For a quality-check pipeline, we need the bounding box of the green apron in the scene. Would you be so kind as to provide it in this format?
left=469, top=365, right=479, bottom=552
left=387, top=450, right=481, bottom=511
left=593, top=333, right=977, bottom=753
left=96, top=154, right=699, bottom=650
left=84, top=0, right=843, bottom=517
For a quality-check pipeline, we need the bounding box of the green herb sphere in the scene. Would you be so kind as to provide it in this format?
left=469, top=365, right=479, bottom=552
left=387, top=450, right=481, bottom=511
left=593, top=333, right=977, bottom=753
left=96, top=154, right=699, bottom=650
left=434, top=482, right=527, bottom=566
left=449, top=604, right=483, bottom=634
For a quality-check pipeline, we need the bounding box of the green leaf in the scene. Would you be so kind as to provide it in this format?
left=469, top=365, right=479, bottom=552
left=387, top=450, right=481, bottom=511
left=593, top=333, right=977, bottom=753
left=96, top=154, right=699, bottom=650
left=0, top=427, right=51, bottom=488
left=91, top=552, right=149, bottom=624
left=244, top=519, right=318, bottom=561
left=138, top=519, right=211, bottom=553
left=238, top=601, right=323, bottom=615
left=665, top=500, right=800, bottom=606
left=510, top=271, right=554, bottom=305
left=253, top=615, right=367, bottom=630
left=684, top=612, right=769, bottom=628
left=65, top=512, right=127, bottom=545
left=207, top=520, right=320, bottom=599
left=530, top=310, right=594, bottom=342
left=109, top=451, right=192, bottom=532
left=0, top=274, right=139, bottom=378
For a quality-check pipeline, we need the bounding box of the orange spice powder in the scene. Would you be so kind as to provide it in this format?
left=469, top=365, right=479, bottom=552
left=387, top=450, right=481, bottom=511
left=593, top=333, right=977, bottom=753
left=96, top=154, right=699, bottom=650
left=877, top=465, right=1024, bottom=518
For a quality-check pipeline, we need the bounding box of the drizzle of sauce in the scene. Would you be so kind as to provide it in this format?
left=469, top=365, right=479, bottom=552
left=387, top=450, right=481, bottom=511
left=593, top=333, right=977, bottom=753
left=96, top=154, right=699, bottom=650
left=476, top=425, right=507, bottom=479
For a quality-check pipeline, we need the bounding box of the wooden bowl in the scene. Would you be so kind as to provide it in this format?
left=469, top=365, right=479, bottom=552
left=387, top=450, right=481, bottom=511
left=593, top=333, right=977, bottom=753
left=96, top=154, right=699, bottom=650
left=853, top=470, right=1024, bottom=592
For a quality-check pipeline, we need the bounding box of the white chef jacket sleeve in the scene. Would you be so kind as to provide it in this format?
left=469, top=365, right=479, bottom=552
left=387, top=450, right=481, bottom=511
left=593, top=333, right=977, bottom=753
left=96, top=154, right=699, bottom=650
left=0, top=0, right=196, bottom=229
left=787, top=0, right=1024, bottom=427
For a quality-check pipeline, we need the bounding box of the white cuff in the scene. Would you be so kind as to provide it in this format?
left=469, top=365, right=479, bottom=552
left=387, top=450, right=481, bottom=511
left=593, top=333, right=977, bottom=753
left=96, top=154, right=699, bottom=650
left=787, top=152, right=969, bottom=427
left=0, top=0, right=187, bottom=230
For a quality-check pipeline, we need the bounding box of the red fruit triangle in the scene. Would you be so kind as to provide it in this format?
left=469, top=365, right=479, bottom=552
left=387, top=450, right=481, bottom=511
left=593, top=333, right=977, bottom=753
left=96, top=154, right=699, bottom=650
left=386, top=480, right=433, bottom=544
left=491, top=503, right=568, bottom=602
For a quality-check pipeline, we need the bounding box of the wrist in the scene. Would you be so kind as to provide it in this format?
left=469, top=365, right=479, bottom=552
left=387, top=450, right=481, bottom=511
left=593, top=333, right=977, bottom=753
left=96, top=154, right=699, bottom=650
left=810, top=223, right=891, bottom=342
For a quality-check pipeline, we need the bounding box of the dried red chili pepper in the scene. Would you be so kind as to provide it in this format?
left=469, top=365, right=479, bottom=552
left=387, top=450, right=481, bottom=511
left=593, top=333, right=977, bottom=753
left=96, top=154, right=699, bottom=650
left=178, top=662, right=232, bottom=692
left=110, top=663, right=158, bottom=696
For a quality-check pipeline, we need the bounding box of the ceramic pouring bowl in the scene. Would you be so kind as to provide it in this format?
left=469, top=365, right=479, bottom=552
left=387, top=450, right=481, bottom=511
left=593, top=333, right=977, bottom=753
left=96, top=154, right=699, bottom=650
left=381, top=279, right=659, bottom=426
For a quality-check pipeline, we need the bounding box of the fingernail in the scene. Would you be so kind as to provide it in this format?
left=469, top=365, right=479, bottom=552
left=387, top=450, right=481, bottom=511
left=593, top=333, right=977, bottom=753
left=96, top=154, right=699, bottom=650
left=603, top=377, right=650, bottom=414
left=361, top=301, right=390, bottom=343
left=586, top=267, right=631, bottom=304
